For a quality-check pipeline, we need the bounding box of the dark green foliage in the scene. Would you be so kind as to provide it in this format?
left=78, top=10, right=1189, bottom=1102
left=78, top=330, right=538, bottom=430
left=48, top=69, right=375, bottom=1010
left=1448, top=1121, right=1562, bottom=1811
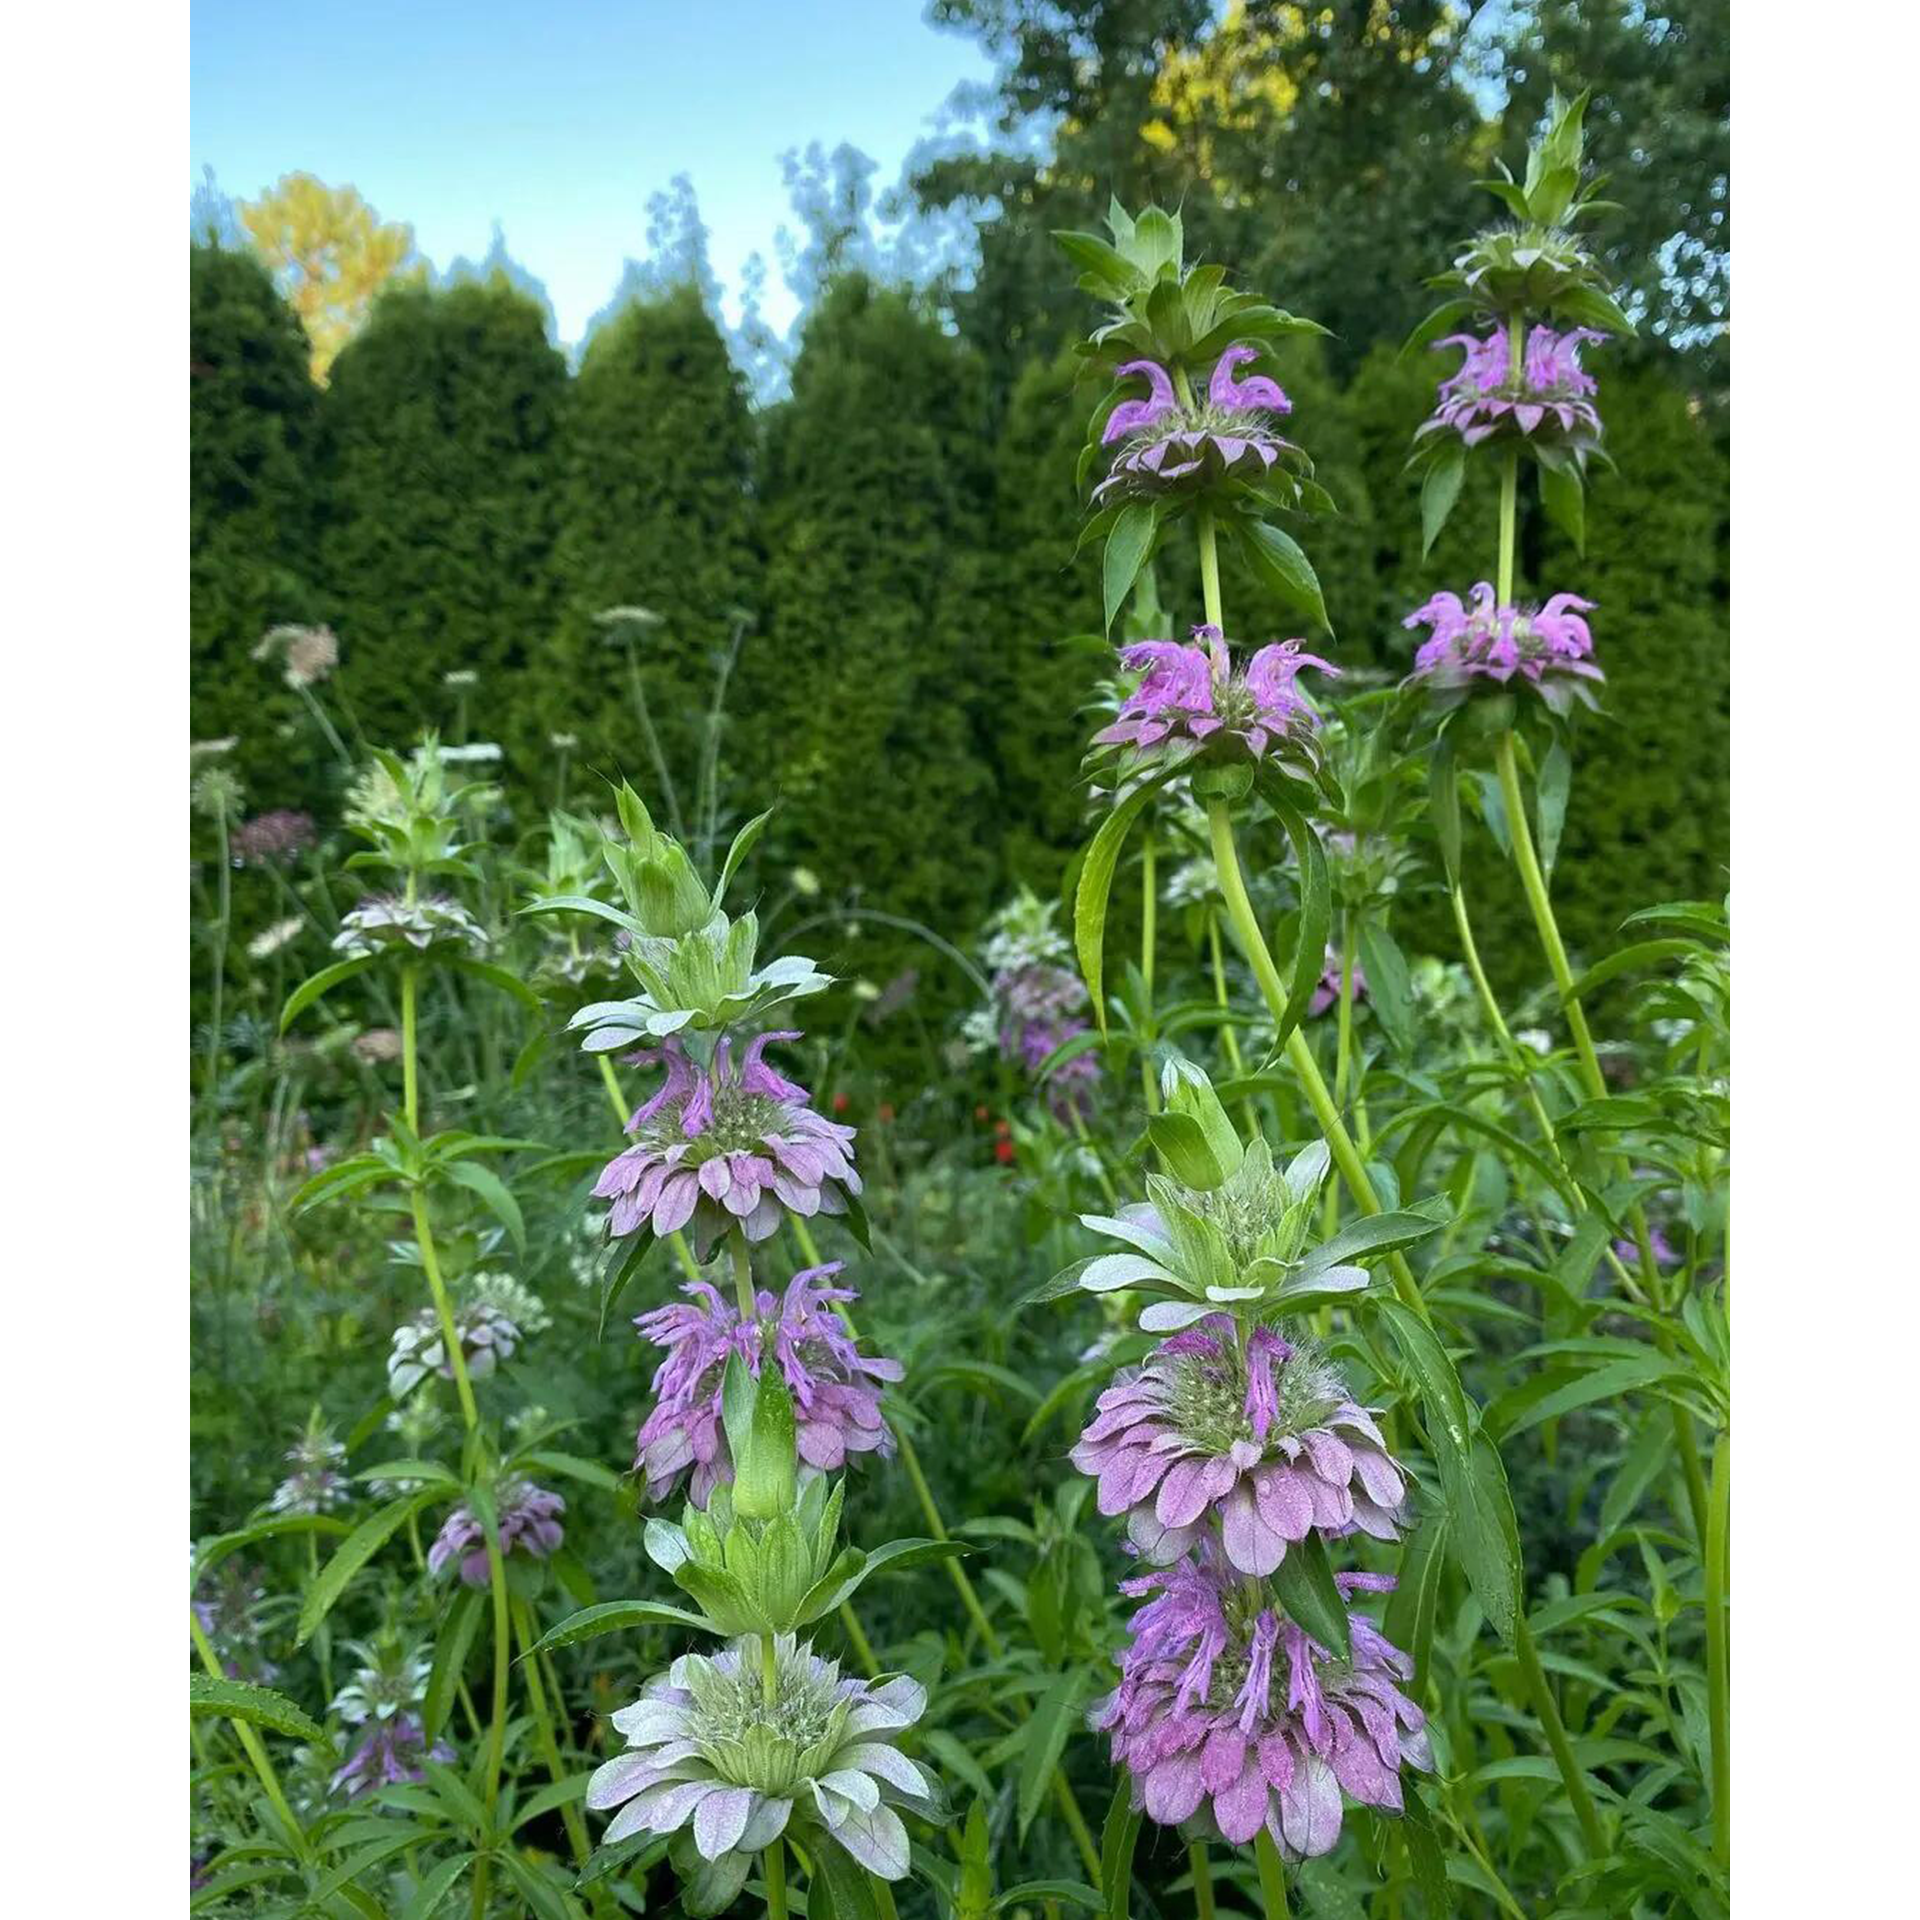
left=741, top=276, right=999, bottom=1020
left=1535, top=365, right=1730, bottom=962
left=979, top=351, right=1106, bottom=888
left=190, top=244, right=325, bottom=809
left=317, top=277, right=569, bottom=761
left=533, top=287, right=760, bottom=816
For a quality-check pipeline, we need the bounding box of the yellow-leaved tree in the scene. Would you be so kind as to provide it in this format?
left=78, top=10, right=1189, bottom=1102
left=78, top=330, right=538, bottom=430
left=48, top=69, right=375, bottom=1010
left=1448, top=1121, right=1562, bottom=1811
left=238, top=173, right=423, bottom=381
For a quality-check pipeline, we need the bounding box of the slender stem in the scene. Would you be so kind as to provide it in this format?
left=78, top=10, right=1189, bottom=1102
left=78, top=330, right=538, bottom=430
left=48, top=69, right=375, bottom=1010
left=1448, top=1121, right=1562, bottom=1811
left=401, top=965, right=421, bottom=1131
left=837, top=1601, right=881, bottom=1677
left=1497, top=311, right=1523, bottom=605
left=1196, top=507, right=1225, bottom=629
left=1253, top=1829, right=1290, bottom=1920
left=1140, top=831, right=1159, bottom=1115
left=729, top=1228, right=757, bottom=1321
left=764, top=1834, right=789, bottom=1920
left=1512, top=1611, right=1607, bottom=1855
left=411, top=1191, right=479, bottom=1431
left=1206, top=798, right=1428, bottom=1323
left=471, top=1533, right=511, bottom=1920
left=1492, top=732, right=1604, bottom=1103
left=513, top=1597, right=593, bottom=1865
left=788, top=1219, right=1102, bottom=1882
left=203, top=797, right=231, bottom=1110
left=189, top=1609, right=309, bottom=1859
left=1189, top=1840, right=1216, bottom=1920
left=1206, top=916, right=1245, bottom=1078
left=1705, top=1434, right=1730, bottom=1870
left=622, top=636, right=685, bottom=842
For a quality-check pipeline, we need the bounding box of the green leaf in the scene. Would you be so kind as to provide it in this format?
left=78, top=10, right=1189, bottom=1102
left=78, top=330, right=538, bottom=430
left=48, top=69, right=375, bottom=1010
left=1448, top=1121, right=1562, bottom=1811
left=517, top=893, right=643, bottom=936
left=1237, top=519, right=1330, bottom=632
left=439, top=1159, right=524, bottom=1251
left=1053, top=229, right=1142, bottom=295
left=1102, top=503, right=1157, bottom=633
left=1270, top=1532, right=1350, bottom=1660
left=1400, top=1784, right=1454, bottom=1917
left=1538, top=458, right=1585, bottom=554
left=812, top=1820, right=883, bottom=1920
left=499, top=1853, right=574, bottom=1920
left=1355, top=920, right=1415, bottom=1058
left=1298, top=1203, right=1448, bottom=1279
left=1535, top=741, right=1572, bottom=880
left=1401, top=296, right=1474, bottom=358
left=1017, top=1668, right=1088, bottom=1840
left=1421, top=443, right=1468, bottom=556
left=399, top=1853, right=472, bottom=1920
left=189, top=1674, right=325, bottom=1744
left=297, top=1489, right=442, bottom=1647
left=1564, top=938, right=1698, bottom=1005
left=1249, top=772, right=1331, bottom=1049
left=520, top=1450, right=626, bottom=1495
left=1495, top=1354, right=1686, bottom=1440
left=1599, top=1413, right=1675, bottom=1539
left=1099, top=1776, right=1142, bottom=1920
left=597, top=1229, right=655, bottom=1341
left=279, top=955, right=375, bottom=1032
left=998, top=1886, right=1103, bottom=1915
left=526, top=1598, right=714, bottom=1658
left=715, top=806, right=775, bottom=905
left=1437, top=1430, right=1523, bottom=1648
left=424, top=1589, right=484, bottom=1743
left=307, top=1834, right=422, bottom=1904
left=192, top=1513, right=352, bottom=1585
left=442, top=955, right=543, bottom=1016
left=1075, top=782, right=1161, bottom=1030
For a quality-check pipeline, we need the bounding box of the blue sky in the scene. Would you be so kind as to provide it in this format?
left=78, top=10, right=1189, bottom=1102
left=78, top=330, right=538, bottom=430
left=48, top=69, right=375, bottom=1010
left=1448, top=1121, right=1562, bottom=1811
left=190, top=1, right=997, bottom=343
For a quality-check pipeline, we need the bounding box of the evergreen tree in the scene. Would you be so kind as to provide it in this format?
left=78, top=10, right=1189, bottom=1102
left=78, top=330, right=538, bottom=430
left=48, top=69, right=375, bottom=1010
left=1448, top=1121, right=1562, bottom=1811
left=743, top=275, right=998, bottom=1024
left=190, top=243, right=325, bottom=808
left=317, top=278, right=569, bottom=760
left=534, top=285, right=759, bottom=828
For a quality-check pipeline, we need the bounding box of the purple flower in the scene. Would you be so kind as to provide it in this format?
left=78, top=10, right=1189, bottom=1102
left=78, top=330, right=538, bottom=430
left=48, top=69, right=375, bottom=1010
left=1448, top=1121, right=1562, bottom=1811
left=331, top=1713, right=455, bottom=1798
left=231, top=809, right=316, bottom=865
left=427, top=1477, right=565, bottom=1587
left=1614, top=1225, right=1679, bottom=1268
left=1089, top=625, right=1334, bottom=782
left=1403, top=583, right=1603, bottom=703
left=633, top=1264, right=900, bottom=1506
left=1095, top=347, right=1297, bottom=504
left=592, top=1032, right=861, bottom=1260
left=1308, top=946, right=1368, bottom=1019
left=1070, top=1319, right=1405, bottom=1576
left=331, top=893, right=488, bottom=958
left=1092, top=1552, right=1432, bottom=1856
left=1420, top=324, right=1605, bottom=449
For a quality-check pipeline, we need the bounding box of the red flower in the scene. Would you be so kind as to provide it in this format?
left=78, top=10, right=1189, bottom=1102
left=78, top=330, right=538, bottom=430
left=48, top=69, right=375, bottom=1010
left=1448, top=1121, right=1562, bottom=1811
left=878, top=1103, right=896, bottom=1124
left=831, top=1092, right=850, bottom=1115
left=994, top=1139, right=1016, bottom=1165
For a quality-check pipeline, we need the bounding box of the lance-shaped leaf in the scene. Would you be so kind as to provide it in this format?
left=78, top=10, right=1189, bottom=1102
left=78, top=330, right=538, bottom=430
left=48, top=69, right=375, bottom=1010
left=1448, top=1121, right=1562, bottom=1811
left=525, top=1598, right=716, bottom=1658
left=190, top=1674, right=325, bottom=1745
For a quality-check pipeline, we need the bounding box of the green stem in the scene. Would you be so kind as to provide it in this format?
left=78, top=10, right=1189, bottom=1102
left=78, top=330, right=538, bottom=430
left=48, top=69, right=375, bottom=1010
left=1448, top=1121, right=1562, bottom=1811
left=1196, top=507, right=1225, bottom=629
left=1512, top=1611, right=1607, bottom=1856
left=729, top=1228, right=757, bottom=1321
left=1492, top=732, right=1604, bottom=1102
left=1189, top=1840, right=1216, bottom=1920
left=838, top=1602, right=881, bottom=1677
left=401, top=964, right=421, bottom=1131
left=1205, top=798, right=1428, bottom=1323
left=189, top=1609, right=309, bottom=1859
left=622, top=637, right=686, bottom=842
left=764, top=1835, right=788, bottom=1920
left=1253, top=1829, right=1290, bottom=1920
left=1140, top=831, right=1159, bottom=1115
left=1206, top=916, right=1245, bottom=1079
left=471, top=1534, right=511, bottom=1920
left=410, top=1191, right=479, bottom=1432
left=1497, top=311, right=1523, bottom=605
left=513, top=1597, right=593, bottom=1865
left=1705, top=1434, right=1730, bottom=1870
left=788, top=1219, right=1102, bottom=1882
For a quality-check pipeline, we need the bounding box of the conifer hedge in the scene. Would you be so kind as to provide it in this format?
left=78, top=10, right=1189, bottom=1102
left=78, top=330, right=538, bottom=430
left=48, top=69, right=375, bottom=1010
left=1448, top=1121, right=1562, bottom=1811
left=188, top=246, right=1727, bottom=1021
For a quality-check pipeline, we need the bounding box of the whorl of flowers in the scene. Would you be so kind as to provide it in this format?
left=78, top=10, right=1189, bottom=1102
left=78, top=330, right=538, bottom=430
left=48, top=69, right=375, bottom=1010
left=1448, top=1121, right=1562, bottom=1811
left=332, top=1714, right=454, bottom=1799
left=1089, top=625, right=1334, bottom=786
left=1403, top=583, right=1602, bottom=704
left=427, top=1477, right=565, bottom=1587
left=632, top=1265, right=900, bottom=1505
left=331, top=893, right=489, bottom=959
left=230, top=809, right=316, bottom=866
left=386, top=1299, right=521, bottom=1399
left=592, top=1032, right=860, bottom=1260
left=1092, top=1551, right=1431, bottom=1857
left=1094, top=346, right=1297, bottom=504
left=588, top=1634, right=936, bottom=1903
left=1420, top=324, right=1605, bottom=450
left=269, top=1424, right=350, bottom=1516
left=1071, top=1318, right=1405, bottom=1575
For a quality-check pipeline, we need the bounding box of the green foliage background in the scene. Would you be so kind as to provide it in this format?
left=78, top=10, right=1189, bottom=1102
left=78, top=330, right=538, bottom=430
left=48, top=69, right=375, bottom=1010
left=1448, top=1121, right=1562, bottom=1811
left=191, top=0, right=1728, bottom=1028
